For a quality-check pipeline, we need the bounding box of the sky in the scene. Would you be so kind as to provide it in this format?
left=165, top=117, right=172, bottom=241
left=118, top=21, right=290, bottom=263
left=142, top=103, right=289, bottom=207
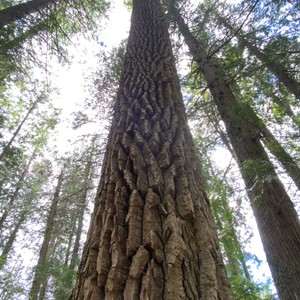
left=48, top=0, right=130, bottom=155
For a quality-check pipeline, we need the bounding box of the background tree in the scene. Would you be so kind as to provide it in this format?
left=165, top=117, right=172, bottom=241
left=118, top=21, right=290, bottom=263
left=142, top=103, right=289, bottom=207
left=194, top=129, right=274, bottom=299
left=29, top=166, right=65, bottom=300
left=1, top=0, right=299, bottom=298
left=167, top=0, right=300, bottom=297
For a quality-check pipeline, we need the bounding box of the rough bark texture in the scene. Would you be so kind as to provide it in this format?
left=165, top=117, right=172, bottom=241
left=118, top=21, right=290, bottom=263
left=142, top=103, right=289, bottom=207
left=72, top=0, right=232, bottom=299
left=169, top=4, right=300, bottom=299
left=0, top=0, right=55, bottom=28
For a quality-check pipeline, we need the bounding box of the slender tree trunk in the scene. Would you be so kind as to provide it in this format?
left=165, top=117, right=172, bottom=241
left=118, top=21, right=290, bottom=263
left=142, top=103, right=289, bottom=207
left=38, top=281, right=48, bottom=300
left=0, top=210, right=27, bottom=270
left=217, top=16, right=300, bottom=101
left=213, top=212, right=240, bottom=277
left=224, top=224, right=251, bottom=281
left=213, top=197, right=251, bottom=281
left=0, top=0, right=56, bottom=28
left=169, top=3, right=300, bottom=299
left=260, top=120, right=300, bottom=190
left=271, top=94, right=300, bottom=127
left=0, top=148, right=36, bottom=231
left=208, top=161, right=252, bottom=281
left=72, top=0, right=232, bottom=299
left=69, top=159, right=92, bottom=272
left=29, top=168, right=65, bottom=300
left=64, top=215, right=77, bottom=266
left=205, top=106, right=238, bottom=161
left=0, top=100, right=39, bottom=162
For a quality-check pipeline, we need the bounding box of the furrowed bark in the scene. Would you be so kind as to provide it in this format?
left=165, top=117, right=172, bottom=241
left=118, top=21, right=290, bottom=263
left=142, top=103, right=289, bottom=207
left=168, top=3, right=300, bottom=299
left=71, top=0, right=232, bottom=299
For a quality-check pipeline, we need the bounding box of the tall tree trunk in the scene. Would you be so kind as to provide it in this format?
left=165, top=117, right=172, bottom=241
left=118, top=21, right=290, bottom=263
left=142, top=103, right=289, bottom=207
left=72, top=0, right=232, bottom=299
left=38, top=281, right=48, bottom=300
left=217, top=16, right=300, bottom=101
left=69, top=158, right=92, bottom=272
left=64, top=215, right=77, bottom=266
left=259, top=119, right=300, bottom=190
left=0, top=209, right=27, bottom=270
left=0, top=148, right=36, bottom=231
left=207, top=158, right=252, bottom=281
left=230, top=100, right=300, bottom=191
left=169, top=3, right=300, bottom=299
left=0, top=0, right=56, bottom=28
left=271, top=94, right=300, bottom=127
left=0, top=99, right=39, bottom=162
left=211, top=189, right=251, bottom=281
left=29, top=168, right=65, bottom=300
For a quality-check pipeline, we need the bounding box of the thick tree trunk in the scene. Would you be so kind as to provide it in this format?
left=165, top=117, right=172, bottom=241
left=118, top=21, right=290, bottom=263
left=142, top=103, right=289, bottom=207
left=0, top=0, right=56, bottom=28
left=218, top=16, right=300, bottom=101
left=29, top=168, right=64, bottom=300
left=72, top=0, right=232, bottom=299
left=169, top=3, right=300, bottom=299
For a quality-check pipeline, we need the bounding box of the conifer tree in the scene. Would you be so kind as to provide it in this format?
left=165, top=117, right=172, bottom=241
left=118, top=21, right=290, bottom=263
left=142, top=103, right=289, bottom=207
left=72, top=0, right=232, bottom=298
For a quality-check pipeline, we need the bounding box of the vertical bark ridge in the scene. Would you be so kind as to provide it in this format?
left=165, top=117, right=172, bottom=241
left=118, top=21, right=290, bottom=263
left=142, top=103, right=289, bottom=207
left=72, top=0, right=232, bottom=299
left=168, top=3, right=300, bottom=299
